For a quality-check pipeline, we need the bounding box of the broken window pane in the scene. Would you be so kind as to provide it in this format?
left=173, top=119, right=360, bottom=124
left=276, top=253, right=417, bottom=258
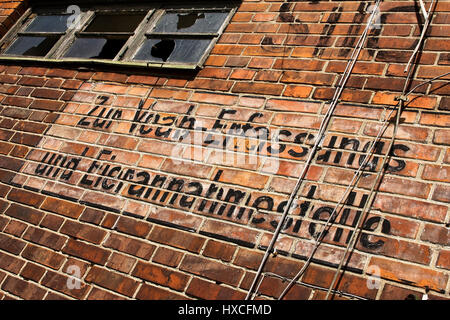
left=25, top=15, right=69, bottom=33
left=4, top=36, right=59, bottom=56
left=64, top=37, right=127, bottom=59
left=84, top=13, right=146, bottom=33
left=153, top=11, right=228, bottom=33
left=133, top=38, right=212, bottom=64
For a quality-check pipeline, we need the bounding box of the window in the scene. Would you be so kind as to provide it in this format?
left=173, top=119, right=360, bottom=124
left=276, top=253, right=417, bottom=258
left=0, top=2, right=237, bottom=69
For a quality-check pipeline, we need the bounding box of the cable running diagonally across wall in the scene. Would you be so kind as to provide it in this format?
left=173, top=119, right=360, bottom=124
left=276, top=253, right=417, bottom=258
left=324, top=0, right=437, bottom=300
left=245, top=0, right=383, bottom=300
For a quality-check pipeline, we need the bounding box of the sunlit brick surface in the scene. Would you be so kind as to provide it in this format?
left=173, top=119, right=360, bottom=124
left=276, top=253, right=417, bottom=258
left=0, top=0, right=448, bottom=300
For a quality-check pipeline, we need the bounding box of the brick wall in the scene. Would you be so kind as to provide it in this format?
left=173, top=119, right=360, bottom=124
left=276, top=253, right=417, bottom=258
left=0, top=0, right=448, bottom=300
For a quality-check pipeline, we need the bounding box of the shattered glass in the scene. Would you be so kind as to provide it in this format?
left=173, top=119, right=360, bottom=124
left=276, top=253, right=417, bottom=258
left=64, top=37, right=126, bottom=59
left=153, top=11, right=228, bottom=33
left=133, top=38, right=211, bottom=63
left=5, top=36, right=59, bottom=56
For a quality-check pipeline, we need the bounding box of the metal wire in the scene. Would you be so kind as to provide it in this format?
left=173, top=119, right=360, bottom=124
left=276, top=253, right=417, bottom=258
left=324, top=0, right=438, bottom=300
left=274, top=0, right=384, bottom=300
left=245, top=0, right=382, bottom=300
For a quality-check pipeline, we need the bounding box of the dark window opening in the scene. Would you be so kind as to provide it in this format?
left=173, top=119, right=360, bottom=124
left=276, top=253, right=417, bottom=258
left=153, top=11, right=229, bottom=33
left=0, top=3, right=236, bottom=68
left=84, top=13, right=146, bottom=33
left=5, top=36, right=59, bottom=56
left=64, top=37, right=127, bottom=59
left=26, top=14, right=69, bottom=33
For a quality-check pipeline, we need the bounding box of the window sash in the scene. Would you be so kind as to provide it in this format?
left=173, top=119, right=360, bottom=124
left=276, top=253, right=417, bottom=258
left=0, top=3, right=236, bottom=69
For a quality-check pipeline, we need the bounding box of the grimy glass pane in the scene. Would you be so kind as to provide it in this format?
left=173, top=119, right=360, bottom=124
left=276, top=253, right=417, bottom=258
left=84, top=13, right=146, bottom=33
left=64, top=37, right=127, bottom=59
left=4, top=36, right=59, bottom=56
left=153, top=11, right=228, bottom=33
left=25, top=15, right=69, bottom=33
left=133, top=38, right=212, bottom=64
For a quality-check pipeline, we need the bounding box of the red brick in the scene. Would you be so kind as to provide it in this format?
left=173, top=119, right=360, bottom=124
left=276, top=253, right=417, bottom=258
left=1, top=276, right=46, bottom=300
left=420, top=112, right=450, bottom=127
left=62, top=238, right=110, bottom=265
left=380, top=284, right=423, bottom=300
left=180, top=254, right=243, bottom=286
left=161, top=159, right=212, bottom=179
left=20, top=262, right=46, bottom=282
left=214, top=168, right=269, bottom=189
left=104, top=233, right=156, bottom=259
left=7, top=188, right=45, bottom=208
left=106, top=252, right=136, bottom=274
left=203, top=240, right=236, bottom=262
left=114, top=216, right=151, bottom=238
left=373, top=194, right=447, bottom=223
left=200, top=220, right=259, bottom=248
left=148, top=225, right=205, bottom=253
left=3, top=219, right=27, bottom=237
left=136, top=283, right=187, bottom=300
left=303, top=264, right=378, bottom=299
left=5, top=203, right=44, bottom=225
left=87, top=287, right=127, bottom=300
left=0, top=251, right=25, bottom=274
left=282, top=71, right=334, bottom=86
left=60, top=220, right=106, bottom=244
left=436, top=250, right=450, bottom=270
left=422, top=165, right=450, bottom=183
left=86, top=266, right=139, bottom=297
left=432, top=185, right=450, bottom=203
left=369, top=257, right=448, bottom=292
left=30, top=99, right=65, bottom=112
left=21, top=244, right=65, bottom=270
left=421, top=224, right=450, bottom=246
left=41, top=270, right=89, bottom=299
left=356, top=236, right=431, bottom=265
left=39, top=213, right=64, bottom=231
left=232, top=82, right=284, bottom=96
left=186, top=277, right=245, bottom=300
left=0, top=232, right=26, bottom=255
left=41, top=197, right=84, bottom=219
left=23, top=226, right=67, bottom=250
left=152, top=247, right=184, bottom=267
left=132, top=261, right=189, bottom=291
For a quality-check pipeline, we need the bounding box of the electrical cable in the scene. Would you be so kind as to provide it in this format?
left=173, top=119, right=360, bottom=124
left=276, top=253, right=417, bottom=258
left=404, top=0, right=435, bottom=73
left=245, top=0, right=382, bottom=300
left=324, top=0, right=438, bottom=300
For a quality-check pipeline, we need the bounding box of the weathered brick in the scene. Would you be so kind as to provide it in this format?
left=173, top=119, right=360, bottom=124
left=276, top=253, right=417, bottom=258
left=7, top=188, right=45, bottom=208
left=5, top=203, right=44, bottom=225
left=148, top=225, right=205, bottom=253
left=114, top=216, right=152, bottom=238
left=85, top=266, right=139, bottom=297
left=0, top=232, right=26, bottom=255
left=1, top=276, right=46, bottom=300
left=103, top=233, right=156, bottom=259
left=136, top=283, right=187, bottom=300
left=180, top=255, right=243, bottom=286
left=62, top=238, right=110, bottom=265
left=132, top=261, right=190, bottom=291
left=40, top=197, right=84, bottom=219
left=21, top=244, right=65, bottom=270
left=41, top=270, right=89, bottom=299
left=369, top=257, right=448, bottom=292
left=186, top=277, right=245, bottom=300
left=22, top=226, right=67, bottom=251
left=436, top=250, right=450, bottom=270
left=152, top=247, right=184, bottom=267
left=202, top=240, right=236, bottom=262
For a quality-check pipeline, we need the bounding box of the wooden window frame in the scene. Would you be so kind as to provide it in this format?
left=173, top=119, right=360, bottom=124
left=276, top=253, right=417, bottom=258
left=0, top=2, right=237, bottom=70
